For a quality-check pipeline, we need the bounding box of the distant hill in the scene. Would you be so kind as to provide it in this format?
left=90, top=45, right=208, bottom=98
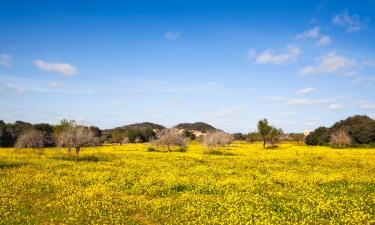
left=104, top=122, right=165, bottom=132
left=173, top=122, right=219, bottom=133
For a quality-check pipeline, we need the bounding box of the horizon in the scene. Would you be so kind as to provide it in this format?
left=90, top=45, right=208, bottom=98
left=1, top=1, right=375, bottom=133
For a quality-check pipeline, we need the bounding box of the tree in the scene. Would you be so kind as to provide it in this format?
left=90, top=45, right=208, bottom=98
left=257, top=119, right=272, bottom=148
left=305, top=127, right=330, bottom=146
left=15, top=129, right=45, bottom=149
left=247, top=132, right=261, bottom=143
left=111, top=129, right=125, bottom=144
left=56, top=121, right=99, bottom=155
left=203, top=131, right=234, bottom=151
left=269, top=127, right=283, bottom=148
left=330, top=130, right=351, bottom=148
left=233, top=133, right=247, bottom=141
left=152, top=129, right=187, bottom=151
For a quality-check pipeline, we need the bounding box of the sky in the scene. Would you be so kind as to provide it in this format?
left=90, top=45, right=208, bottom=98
left=0, top=0, right=375, bottom=133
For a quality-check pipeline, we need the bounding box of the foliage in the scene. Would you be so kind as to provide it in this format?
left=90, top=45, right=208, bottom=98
left=257, top=119, right=283, bottom=148
left=305, top=115, right=375, bottom=146
left=233, top=133, right=247, bottom=141
left=174, top=122, right=218, bottom=133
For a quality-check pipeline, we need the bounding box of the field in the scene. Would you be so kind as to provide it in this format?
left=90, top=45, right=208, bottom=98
left=0, top=142, right=375, bottom=224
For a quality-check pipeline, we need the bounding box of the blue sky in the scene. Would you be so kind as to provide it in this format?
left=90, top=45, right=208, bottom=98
left=0, top=0, right=374, bottom=133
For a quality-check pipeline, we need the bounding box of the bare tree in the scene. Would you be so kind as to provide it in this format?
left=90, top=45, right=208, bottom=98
left=203, top=131, right=234, bottom=151
left=269, top=127, right=283, bottom=148
left=15, top=129, right=45, bottom=149
left=330, top=130, right=351, bottom=148
left=152, top=129, right=187, bottom=151
left=56, top=122, right=99, bottom=155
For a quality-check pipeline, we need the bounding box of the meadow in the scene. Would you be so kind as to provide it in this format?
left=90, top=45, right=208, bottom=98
left=0, top=142, right=374, bottom=224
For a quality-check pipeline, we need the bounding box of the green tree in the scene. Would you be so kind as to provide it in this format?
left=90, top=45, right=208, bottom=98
left=257, top=119, right=272, bottom=148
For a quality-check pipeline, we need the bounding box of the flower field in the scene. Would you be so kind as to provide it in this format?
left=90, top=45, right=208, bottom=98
left=0, top=142, right=374, bottom=224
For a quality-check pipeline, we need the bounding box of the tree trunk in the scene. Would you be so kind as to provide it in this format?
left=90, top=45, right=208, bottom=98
left=75, top=146, right=80, bottom=155
left=68, top=146, right=71, bottom=155
left=263, top=140, right=266, bottom=148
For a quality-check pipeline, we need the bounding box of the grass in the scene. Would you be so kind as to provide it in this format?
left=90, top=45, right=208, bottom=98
left=0, top=142, right=374, bottom=224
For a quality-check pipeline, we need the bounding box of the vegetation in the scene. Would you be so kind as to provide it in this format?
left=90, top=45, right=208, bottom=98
left=174, top=122, right=218, bottom=133
left=202, top=131, right=234, bottom=153
left=257, top=119, right=283, bottom=148
left=0, top=142, right=374, bottom=224
left=306, top=115, right=375, bottom=146
left=151, top=129, right=187, bottom=152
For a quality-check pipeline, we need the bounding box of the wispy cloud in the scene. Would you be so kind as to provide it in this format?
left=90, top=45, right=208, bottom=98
left=359, top=103, right=375, bottom=110
left=164, top=31, right=181, bottom=40
left=0, top=54, right=12, bottom=67
left=296, top=26, right=331, bottom=46
left=34, top=60, right=78, bottom=76
left=286, top=98, right=315, bottom=106
left=299, top=51, right=355, bottom=75
left=332, top=9, right=368, bottom=33
left=248, top=44, right=301, bottom=65
left=298, top=87, right=314, bottom=95
left=328, top=103, right=344, bottom=110
left=296, top=26, right=320, bottom=39
left=315, top=36, right=331, bottom=46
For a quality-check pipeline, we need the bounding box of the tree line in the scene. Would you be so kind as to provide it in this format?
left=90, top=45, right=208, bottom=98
left=305, top=115, right=375, bottom=148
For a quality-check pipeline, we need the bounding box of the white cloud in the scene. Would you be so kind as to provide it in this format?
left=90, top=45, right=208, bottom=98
left=34, top=60, right=78, bottom=76
left=0, top=54, right=12, bottom=67
left=298, top=87, right=314, bottom=95
left=47, top=81, right=62, bottom=89
left=299, top=66, right=316, bottom=75
left=248, top=44, right=301, bottom=65
left=296, top=27, right=332, bottom=47
left=296, top=26, right=320, bottom=39
left=286, top=98, right=315, bottom=106
left=319, top=51, right=355, bottom=73
left=300, top=51, right=355, bottom=75
left=164, top=31, right=181, bottom=40
left=332, top=9, right=368, bottom=33
left=328, top=103, right=344, bottom=110
left=359, top=104, right=375, bottom=110
left=316, top=36, right=331, bottom=46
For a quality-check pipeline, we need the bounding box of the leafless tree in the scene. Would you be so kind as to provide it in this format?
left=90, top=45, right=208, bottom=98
left=15, top=129, right=45, bottom=149
left=122, top=136, right=129, bottom=144
left=56, top=123, right=99, bottom=155
left=152, top=129, right=187, bottom=151
left=203, top=131, right=234, bottom=150
left=330, top=130, right=351, bottom=148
